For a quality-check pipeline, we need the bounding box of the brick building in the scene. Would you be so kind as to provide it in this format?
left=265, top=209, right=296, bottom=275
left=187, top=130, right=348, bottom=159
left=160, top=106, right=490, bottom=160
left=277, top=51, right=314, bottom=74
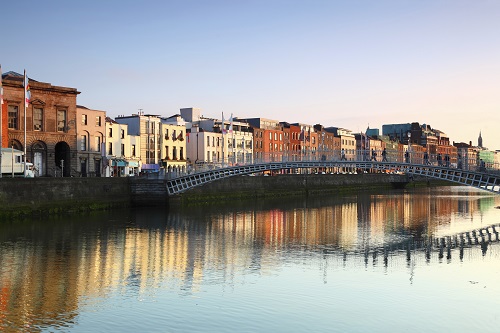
left=1, top=71, right=79, bottom=176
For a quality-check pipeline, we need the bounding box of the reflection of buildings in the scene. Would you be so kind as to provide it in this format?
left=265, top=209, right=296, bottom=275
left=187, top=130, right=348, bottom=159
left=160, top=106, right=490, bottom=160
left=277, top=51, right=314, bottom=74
left=0, top=189, right=498, bottom=330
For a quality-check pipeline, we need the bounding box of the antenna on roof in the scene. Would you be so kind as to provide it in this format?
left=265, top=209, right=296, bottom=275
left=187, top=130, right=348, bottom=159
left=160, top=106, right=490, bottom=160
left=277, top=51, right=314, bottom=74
left=138, top=108, right=143, bottom=116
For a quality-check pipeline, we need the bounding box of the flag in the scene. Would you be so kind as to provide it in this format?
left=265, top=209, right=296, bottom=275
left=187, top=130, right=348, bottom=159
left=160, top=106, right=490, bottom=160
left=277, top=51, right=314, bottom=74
left=24, top=71, right=31, bottom=108
left=222, top=113, right=227, bottom=134
left=186, top=132, right=190, bottom=143
left=229, top=113, right=233, bottom=134
left=0, top=65, right=3, bottom=105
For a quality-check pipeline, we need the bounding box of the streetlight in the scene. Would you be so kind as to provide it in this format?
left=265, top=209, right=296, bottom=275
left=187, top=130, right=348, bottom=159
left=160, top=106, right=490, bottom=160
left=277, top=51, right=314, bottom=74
left=407, top=132, right=411, bottom=163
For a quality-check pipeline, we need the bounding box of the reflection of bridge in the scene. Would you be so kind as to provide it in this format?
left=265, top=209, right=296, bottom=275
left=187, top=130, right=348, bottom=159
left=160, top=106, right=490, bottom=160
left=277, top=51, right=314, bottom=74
left=166, top=159, right=500, bottom=195
left=324, top=223, right=500, bottom=265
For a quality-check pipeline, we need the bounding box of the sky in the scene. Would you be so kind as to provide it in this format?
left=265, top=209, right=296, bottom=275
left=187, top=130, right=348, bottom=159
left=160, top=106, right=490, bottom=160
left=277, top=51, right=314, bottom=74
left=2, top=0, right=500, bottom=149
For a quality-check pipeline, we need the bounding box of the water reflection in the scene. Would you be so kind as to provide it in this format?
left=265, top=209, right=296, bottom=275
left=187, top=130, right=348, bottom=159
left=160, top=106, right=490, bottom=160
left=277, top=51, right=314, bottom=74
left=0, top=186, right=499, bottom=331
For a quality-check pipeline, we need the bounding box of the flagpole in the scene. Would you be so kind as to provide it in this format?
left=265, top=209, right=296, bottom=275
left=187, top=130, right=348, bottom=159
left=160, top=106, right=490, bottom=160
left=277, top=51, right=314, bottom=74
left=221, top=112, right=225, bottom=166
left=24, top=70, right=27, bottom=177
left=230, top=113, right=234, bottom=165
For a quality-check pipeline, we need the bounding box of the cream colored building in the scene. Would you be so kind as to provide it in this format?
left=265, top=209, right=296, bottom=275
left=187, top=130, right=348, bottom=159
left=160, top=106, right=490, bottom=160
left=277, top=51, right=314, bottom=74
left=161, top=115, right=187, bottom=175
left=181, top=108, right=253, bottom=167
left=105, top=117, right=141, bottom=177
left=76, top=106, right=106, bottom=177
left=115, top=113, right=161, bottom=172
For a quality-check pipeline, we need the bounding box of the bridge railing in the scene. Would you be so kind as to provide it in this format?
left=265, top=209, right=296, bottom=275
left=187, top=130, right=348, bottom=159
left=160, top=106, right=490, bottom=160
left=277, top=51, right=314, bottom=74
left=158, top=149, right=500, bottom=179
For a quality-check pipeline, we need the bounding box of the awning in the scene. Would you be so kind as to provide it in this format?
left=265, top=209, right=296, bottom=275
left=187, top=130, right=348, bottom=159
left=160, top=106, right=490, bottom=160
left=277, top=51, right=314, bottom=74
left=111, top=159, right=126, bottom=167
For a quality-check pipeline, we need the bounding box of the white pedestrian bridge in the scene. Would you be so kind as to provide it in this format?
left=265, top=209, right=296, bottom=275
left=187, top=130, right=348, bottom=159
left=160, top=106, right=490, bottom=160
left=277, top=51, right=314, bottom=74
left=165, top=157, right=500, bottom=196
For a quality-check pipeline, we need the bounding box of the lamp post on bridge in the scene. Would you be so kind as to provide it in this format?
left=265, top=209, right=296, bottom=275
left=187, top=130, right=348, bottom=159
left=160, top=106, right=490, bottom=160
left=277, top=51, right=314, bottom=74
left=407, top=132, right=411, bottom=163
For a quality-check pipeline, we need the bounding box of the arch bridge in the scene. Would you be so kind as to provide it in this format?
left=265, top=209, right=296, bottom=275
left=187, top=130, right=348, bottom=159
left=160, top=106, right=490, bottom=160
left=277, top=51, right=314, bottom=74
left=165, top=159, right=500, bottom=195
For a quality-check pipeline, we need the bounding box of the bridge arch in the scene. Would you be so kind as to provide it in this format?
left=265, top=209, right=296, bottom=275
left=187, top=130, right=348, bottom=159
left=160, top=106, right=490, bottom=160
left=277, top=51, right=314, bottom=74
left=166, top=161, right=500, bottom=195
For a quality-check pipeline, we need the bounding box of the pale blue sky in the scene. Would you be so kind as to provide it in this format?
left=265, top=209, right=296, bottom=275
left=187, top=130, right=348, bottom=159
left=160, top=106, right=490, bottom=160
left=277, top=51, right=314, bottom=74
left=2, top=0, right=500, bottom=149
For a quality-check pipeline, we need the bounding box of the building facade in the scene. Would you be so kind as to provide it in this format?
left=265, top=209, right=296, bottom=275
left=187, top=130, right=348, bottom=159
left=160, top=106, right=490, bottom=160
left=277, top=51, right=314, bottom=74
left=76, top=105, right=105, bottom=176
left=105, top=117, right=141, bottom=176
left=2, top=71, right=79, bottom=177
left=116, top=113, right=161, bottom=172
left=160, top=115, right=187, bottom=174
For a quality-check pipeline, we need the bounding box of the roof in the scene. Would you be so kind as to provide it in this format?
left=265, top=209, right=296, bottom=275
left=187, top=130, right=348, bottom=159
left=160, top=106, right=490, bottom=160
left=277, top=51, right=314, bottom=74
left=1, top=71, right=38, bottom=82
left=105, top=116, right=118, bottom=124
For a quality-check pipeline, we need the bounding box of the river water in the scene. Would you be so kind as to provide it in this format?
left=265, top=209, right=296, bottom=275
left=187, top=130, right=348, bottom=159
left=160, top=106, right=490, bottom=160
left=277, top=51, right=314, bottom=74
left=1, top=186, right=500, bottom=332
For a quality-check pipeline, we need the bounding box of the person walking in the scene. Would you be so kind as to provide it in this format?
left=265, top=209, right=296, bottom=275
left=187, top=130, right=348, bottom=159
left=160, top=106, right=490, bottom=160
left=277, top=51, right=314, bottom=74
left=424, top=151, right=430, bottom=165
left=382, top=148, right=388, bottom=162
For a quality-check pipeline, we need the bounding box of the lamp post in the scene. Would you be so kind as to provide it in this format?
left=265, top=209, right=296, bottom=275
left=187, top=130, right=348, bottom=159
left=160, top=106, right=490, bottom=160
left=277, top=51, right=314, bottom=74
left=408, top=132, right=411, bottom=163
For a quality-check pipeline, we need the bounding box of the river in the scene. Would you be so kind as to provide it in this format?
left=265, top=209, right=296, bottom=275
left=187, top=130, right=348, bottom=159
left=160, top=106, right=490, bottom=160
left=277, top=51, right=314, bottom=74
left=1, top=186, right=500, bottom=332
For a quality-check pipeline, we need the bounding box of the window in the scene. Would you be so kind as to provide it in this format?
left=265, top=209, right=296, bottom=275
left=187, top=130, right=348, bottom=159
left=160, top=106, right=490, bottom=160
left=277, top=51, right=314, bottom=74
left=82, top=114, right=87, bottom=125
left=165, top=146, right=169, bottom=159
left=108, top=127, right=113, bottom=137
left=95, top=137, right=101, bottom=152
left=81, top=135, right=87, bottom=151
left=121, top=129, right=125, bottom=139
left=33, top=107, right=43, bottom=131
left=207, top=136, right=210, bottom=147
left=121, top=144, right=125, bottom=156
left=8, top=105, right=18, bottom=129
left=57, top=109, right=67, bottom=132
left=108, top=142, right=113, bottom=155
left=269, top=132, right=272, bottom=140
left=180, top=147, right=184, bottom=160
left=96, top=116, right=101, bottom=126
left=132, top=144, right=136, bottom=157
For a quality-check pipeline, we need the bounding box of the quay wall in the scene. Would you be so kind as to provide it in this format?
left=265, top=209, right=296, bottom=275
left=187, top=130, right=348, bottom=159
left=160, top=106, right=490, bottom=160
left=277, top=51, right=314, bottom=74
left=0, top=177, right=131, bottom=217
left=0, top=174, right=437, bottom=217
left=175, top=174, right=417, bottom=204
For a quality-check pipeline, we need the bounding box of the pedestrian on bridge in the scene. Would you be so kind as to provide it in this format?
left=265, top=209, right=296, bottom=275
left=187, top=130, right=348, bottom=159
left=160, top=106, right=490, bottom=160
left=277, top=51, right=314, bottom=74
left=424, top=152, right=430, bottom=165
left=341, top=148, right=347, bottom=161
left=382, top=148, right=388, bottom=162
left=371, top=149, right=377, bottom=161
left=437, top=153, right=443, bottom=166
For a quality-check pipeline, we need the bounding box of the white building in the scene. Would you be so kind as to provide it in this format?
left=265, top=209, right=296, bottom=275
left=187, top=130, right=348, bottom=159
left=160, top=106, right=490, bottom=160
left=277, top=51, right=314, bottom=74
left=116, top=113, right=161, bottom=173
left=181, top=107, right=253, bottom=167
left=105, top=117, right=141, bottom=177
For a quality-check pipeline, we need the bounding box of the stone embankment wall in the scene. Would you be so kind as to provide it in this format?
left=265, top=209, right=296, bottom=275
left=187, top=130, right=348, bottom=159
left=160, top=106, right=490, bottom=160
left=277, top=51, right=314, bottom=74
left=0, top=177, right=132, bottom=217
left=0, top=173, right=432, bottom=217
left=176, top=173, right=413, bottom=204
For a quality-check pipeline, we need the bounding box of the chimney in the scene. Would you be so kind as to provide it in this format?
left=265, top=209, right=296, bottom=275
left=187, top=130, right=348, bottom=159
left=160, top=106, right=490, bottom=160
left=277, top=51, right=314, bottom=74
left=469, top=141, right=472, bottom=146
